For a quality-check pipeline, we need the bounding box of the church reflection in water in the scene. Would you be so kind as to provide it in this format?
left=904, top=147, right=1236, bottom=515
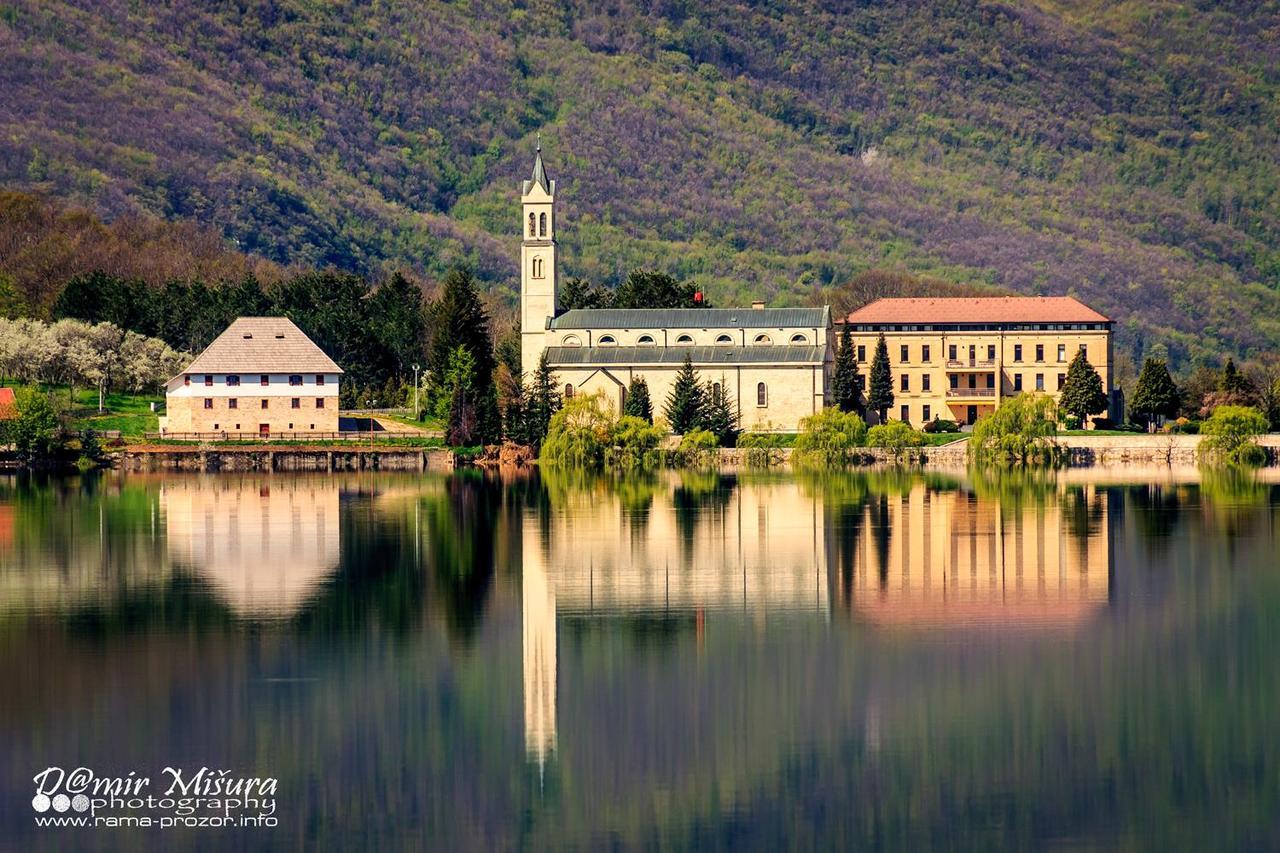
left=523, top=476, right=1113, bottom=765
left=162, top=476, right=341, bottom=616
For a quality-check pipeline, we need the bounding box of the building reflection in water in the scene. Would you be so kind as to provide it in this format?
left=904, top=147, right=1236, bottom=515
left=523, top=476, right=1112, bottom=762
left=162, top=476, right=341, bottom=616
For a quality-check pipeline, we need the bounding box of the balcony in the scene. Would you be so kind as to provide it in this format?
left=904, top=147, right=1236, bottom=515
left=946, top=387, right=997, bottom=399
left=946, top=359, right=996, bottom=370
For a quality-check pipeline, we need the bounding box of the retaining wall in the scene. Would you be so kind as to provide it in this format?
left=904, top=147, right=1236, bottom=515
left=116, top=447, right=455, bottom=473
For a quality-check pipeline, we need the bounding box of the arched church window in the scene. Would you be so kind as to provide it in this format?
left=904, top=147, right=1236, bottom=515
left=757, top=382, right=768, bottom=407
left=564, top=383, right=574, bottom=399
left=637, top=335, right=655, bottom=346
left=675, top=334, right=694, bottom=345
left=562, top=335, right=582, bottom=347
left=790, top=333, right=808, bottom=345
left=539, top=212, right=547, bottom=237
left=754, top=334, right=773, bottom=346
left=532, top=257, right=542, bottom=278
left=715, top=334, right=734, bottom=346
left=598, top=335, right=616, bottom=346
left=528, top=212, right=536, bottom=237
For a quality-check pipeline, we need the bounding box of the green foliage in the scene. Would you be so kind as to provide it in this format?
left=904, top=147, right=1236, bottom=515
left=702, top=378, right=740, bottom=447
left=540, top=393, right=662, bottom=469
left=663, top=354, right=706, bottom=435
left=1219, top=358, right=1255, bottom=395
left=793, top=408, right=868, bottom=468
left=1200, top=405, right=1269, bottom=467
left=923, top=417, right=960, bottom=434
left=608, top=415, right=665, bottom=469
left=866, top=420, right=925, bottom=462
left=737, top=431, right=790, bottom=467
left=867, top=333, right=893, bottom=423
left=623, top=376, right=653, bottom=423
left=10, top=387, right=64, bottom=463
left=427, top=267, right=498, bottom=442
left=517, top=352, right=561, bottom=448
left=831, top=326, right=861, bottom=414
left=1130, top=358, right=1180, bottom=426
left=968, top=393, right=1061, bottom=467
left=1058, top=349, right=1108, bottom=426
left=675, top=428, right=720, bottom=467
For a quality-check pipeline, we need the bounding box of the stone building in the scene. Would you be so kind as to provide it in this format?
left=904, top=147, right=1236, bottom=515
left=161, top=317, right=342, bottom=437
left=518, top=147, right=833, bottom=432
left=841, top=297, right=1115, bottom=427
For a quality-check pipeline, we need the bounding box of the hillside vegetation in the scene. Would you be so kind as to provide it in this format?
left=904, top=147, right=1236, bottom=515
left=1, top=0, right=1278, bottom=365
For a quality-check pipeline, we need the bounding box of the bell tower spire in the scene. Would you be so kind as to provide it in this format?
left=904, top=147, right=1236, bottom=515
left=520, top=138, right=558, bottom=375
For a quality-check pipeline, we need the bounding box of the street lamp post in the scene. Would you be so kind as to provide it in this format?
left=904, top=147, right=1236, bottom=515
left=412, top=363, right=420, bottom=421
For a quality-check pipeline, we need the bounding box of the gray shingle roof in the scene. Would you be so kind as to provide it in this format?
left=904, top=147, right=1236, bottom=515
left=549, top=307, right=829, bottom=330
left=183, top=317, right=343, bottom=374
left=546, top=345, right=827, bottom=366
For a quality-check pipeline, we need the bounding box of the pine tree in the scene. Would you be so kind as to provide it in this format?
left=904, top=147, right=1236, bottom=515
left=1058, top=348, right=1108, bottom=426
left=703, top=377, right=740, bottom=446
left=524, top=352, right=561, bottom=447
left=663, top=354, right=706, bottom=434
left=1130, top=357, right=1180, bottom=427
left=831, top=326, right=860, bottom=413
left=1220, top=357, right=1255, bottom=395
left=867, top=333, right=894, bottom=424
left=623, top=376, right=653, bottom=423
left=426, top=267, right=498, bottom=440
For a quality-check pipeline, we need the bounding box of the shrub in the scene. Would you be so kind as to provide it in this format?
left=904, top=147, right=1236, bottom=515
left=968, top=393, right=1061, bottom=466
left=10, top=388, right=65, bottom=464
left=1063, top=414, right=1082, bottom=431
left=540, top=393, right=615, bottom=469
left=1200, top=405, right=1268, bottom=467
left=866, top=421, right=925, bottom=462
left=738, top=431, right=789, bottom=467
left=674, top=428, right=719, bottom=467
left=607, top=415, right=665, bottom=469
left=922, top=418, right=959, bottom=434
left=793, top=408, right=867, bottom=467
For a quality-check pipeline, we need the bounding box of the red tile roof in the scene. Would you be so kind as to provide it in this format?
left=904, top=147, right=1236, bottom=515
left=843, top=296, right=1109, bottom=325
left=0, top=387, right=15, bottom=420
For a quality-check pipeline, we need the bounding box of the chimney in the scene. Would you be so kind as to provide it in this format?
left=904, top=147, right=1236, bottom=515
left=751, top=300, right=765, bottom=310
left=693, top=291, right=704, bottom=304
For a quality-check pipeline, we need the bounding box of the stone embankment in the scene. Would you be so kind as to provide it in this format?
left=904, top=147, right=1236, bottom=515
left=116, top=446, right=455, bottom=472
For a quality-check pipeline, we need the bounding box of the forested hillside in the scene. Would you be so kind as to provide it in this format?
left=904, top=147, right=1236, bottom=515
left=2, top=0, right=1278, bottom=366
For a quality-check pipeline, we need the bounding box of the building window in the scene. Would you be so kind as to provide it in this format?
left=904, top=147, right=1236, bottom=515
left=310, top=424, right=315, bottom=430
left=1080, top=344, right=1087, bottom=358
left=922, top=374, right=931, bottom=391
left=922, top=345, right=931, bottom=362
left=900, top=374, right=909, bottom=391
left=229, top=398, right=238, bottom=409
left=598, top=335, right=616, bottom=346
left=562, top=335, right=582, bottom=347
left=1014, top=374, right=1023, bottom=391
left=857, top=345, right=866, bottom=362
left=986, top=373, right=995, bottom=388
left=1057, top=344, right=1066, bottom=362
left=968, top=374, right=977, bottom=389
left=288, top=423, right=293, bottom=430
left=757, top=382, right=767, bottom=407
left=316, top=375, right=325, bottom=385
left=564, top=384, right=574, bottom=399
left=950, top=374, right=959, bottom=389
left=316, top=398, right=325, bottom=408
left=204, top=398, right=213, bottom=409
left=753, top=334, right=773, bottom=346
left=1057, top=373, right=1066, bottom=390
left=261, top=399, right=268, bottom=409
left=292, top=398, right=301, bottom=409
left=1035, top=373, right=1044, bottom=391
left=260, top=374, right=269, bottom=386
left=1035, top=344, right=1044, bottom=362
left=900, top=404, right=909, bottom=424
left=900, top=345, right=909, bottom=362
left=987, top=345, right=996, bottom=361
left=532, top=257, right=543, bottom=278
left=790, top=333, right=808, bottom=345
left=923, top=404, right=931, bottom=421
left=713, top=382, right=721, bottom=395
left=1014, top=344, right=1023, bottom=362
left=637, top=335, right=655, bottom=346
left=539, top=212, right=547, bottom=237
left=716, top=334, right=734, bottom=346
left=213, top=424, right=219, bottom=430
left=227, top=375, right=240, bottom=386
left=183, top=375, right=190, bottom=386
left=676, top=334, right=695, bottom=345
left=289, top=375, right=303, bottom=386
left=528, top=212, right=536, bottom=237
left=948, top=344, right=957, bottom=361
left=234, top=424, right=240, bottom=431
left=204, top=375, right=213, bottom=387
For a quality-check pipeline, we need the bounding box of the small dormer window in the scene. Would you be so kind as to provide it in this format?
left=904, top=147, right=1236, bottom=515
left=562, top=335, right=582, bottom=347
left=637, top=335, right=655, bottom=346
left=243, top=334, right=253, bottom=339
left=790, top=333, right=808, bottom=345
left=754, top=334, right=773, bottom=346
left=715, top=334, right=733, bottom=346
left=275, top=333, right=285, bottom=339
left=675, top=334, right=694, bottom=345
left=598, top=335, right=616, bottom=346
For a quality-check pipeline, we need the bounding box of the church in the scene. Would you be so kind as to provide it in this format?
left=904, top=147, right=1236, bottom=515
left=519, top=147, right=835, bottom=432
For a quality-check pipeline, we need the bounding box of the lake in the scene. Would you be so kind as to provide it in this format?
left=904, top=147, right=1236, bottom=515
left=2, top=468, right=1279, bottom=850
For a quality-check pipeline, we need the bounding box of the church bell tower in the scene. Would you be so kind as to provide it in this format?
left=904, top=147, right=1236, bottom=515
left=520, top=142, right=557, bottom=375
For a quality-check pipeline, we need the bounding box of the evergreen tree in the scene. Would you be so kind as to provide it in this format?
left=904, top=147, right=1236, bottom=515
left=1220, top=357, right=1256, bottom=395
left=663, top=354, right=706, bottom=434
left=703, top=377, right=741, bottom=446
left=426, top=267, right=498, bottom=440
left=502, top=381, right=529, bottom=444
left=613, top=269, right=705, bottom=309
left=523, top=352, right=561, bottom=447
left=367, top=272, right=426, bottom=379
left=1058, top=348, right=1108, bottom=426
left=867, top=333, right=894, bottom=424
left=1129, top=357, right=1180, bottom=427
left=623, top=376, right=653, bottom=423
left=560, top=277, right=613, bottom=310
left=831, top=326, right=861, bottom=413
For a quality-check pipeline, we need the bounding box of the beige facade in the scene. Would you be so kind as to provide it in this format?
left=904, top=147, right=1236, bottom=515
left=842, top=297, right=1114, bottom=427
left=162, top=317, right=342, bottom=437
left=517, top=148, right=833, bottom=432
